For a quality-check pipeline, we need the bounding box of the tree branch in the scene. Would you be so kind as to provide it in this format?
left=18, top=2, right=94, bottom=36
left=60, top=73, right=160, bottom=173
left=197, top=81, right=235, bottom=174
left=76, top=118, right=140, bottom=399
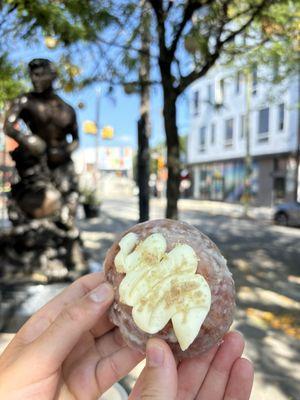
left=147, top=0, right=168, bottom=57
left=0, top=4, right=17, bottom=29
left=95, top=35, right=159, bottom=60
left=165, top=1, right=174, bottom=13
left=174, top=55, right=183, bottom=80
left=169, top=0, right=215, bottom=57
left=221, top=0, right=269, bottom=46
left=79, top=75, right=161, bottom=88
left=176, top=0, right=271, bottom=94
left=177, top=53, right=219, bottom=95
left=169, top=1, right=198, bottom=57
left=147, top=0, right=163, bottom=18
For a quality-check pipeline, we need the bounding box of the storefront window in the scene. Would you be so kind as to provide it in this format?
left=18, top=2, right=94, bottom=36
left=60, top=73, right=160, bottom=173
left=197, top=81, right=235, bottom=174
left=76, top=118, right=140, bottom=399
left=197, top=161, right=258, bottom=202
left=199, top=167, right=210, bottom=199
left=274, top=177, right=285, bottom=199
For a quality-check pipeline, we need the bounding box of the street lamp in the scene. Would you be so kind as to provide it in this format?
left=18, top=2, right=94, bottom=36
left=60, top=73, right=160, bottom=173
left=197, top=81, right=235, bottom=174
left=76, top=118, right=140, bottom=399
left=95, top=87, right=101, bottom=170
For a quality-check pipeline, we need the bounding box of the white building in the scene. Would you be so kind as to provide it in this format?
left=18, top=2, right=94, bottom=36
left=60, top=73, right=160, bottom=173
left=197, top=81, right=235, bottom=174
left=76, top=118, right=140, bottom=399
left=187, top=66, right=300, bottom=206
left=73, top=145, right=134, bottom=175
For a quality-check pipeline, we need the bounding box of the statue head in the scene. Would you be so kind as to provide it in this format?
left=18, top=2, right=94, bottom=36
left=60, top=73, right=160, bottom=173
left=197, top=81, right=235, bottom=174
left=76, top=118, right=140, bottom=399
left=28, top=58, right=57, bottom=93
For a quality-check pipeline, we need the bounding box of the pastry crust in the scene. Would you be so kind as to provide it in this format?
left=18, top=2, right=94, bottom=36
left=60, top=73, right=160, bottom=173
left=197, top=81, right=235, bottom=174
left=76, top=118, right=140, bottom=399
left=104, top=219, right=235, bottom=359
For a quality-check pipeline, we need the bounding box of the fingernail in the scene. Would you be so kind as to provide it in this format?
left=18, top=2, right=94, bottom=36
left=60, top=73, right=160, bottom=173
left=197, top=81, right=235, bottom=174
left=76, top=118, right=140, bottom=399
left=146, top=344, right=164, bottom=367
left=243, top=355, right=253, bottom=364
left=89, top=283, right=113, bottom=303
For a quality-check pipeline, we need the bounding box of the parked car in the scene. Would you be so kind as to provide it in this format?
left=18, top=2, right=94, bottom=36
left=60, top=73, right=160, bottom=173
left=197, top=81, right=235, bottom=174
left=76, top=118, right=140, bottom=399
left=274, top=201, right=300, bottom=226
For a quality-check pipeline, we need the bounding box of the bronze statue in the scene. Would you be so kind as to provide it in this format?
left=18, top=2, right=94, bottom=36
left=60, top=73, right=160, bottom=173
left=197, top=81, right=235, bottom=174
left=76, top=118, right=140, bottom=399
left=1, top=59, right=86, bottom=281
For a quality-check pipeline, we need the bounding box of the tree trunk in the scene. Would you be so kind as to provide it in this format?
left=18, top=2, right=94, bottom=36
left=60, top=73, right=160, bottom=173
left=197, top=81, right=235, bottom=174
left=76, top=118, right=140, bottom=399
left=137, top=117, right=150, bottom=222
left=137, top=1, right=151, bottom=222
left=163, top=88, right=180, bottom=219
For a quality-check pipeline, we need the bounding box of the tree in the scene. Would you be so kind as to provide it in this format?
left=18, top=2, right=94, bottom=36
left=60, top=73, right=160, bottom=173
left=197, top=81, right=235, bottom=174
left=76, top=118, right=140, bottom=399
left=87, top=0, right=299, bottom=218
left=143, top=0, right=299, bottom=218
left=1, top=0, right=299, bottom=218
left=0, top=54, right=27, bottom=108
left=0, top=1, right=155, bottom=223
left=137, top=1, right=151, bottom=222
left=0, top=0, right=115, bottom=96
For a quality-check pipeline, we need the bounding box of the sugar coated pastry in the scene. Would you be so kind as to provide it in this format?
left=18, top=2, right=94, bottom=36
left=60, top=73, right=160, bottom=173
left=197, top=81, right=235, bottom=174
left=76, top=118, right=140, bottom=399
left=104, top=219, right=235, bottom=359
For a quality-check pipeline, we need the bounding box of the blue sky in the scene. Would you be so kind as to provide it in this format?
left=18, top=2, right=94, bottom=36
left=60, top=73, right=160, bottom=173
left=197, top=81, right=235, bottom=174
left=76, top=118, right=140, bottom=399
left=13, top=42, right=190, bottom=151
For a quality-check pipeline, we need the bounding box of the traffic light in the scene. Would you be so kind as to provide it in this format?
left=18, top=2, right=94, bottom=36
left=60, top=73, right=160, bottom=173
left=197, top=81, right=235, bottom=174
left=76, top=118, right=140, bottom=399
left=157, top=156, right=164, bottom=170
left=101, top=125, right=114, bottom=140
left=83, top=120, right=97, bottom=135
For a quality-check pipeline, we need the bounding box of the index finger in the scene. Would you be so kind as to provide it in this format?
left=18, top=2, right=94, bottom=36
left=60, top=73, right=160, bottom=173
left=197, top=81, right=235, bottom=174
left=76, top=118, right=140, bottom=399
left=12, top=273, right=113, bottom=347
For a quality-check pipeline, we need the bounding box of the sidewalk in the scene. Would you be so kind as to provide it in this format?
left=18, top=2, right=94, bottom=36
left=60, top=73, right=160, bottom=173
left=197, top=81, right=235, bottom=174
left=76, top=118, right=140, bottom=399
left=1, top=197, right=299, bottom=400
left=152, top=197, right=273, bottom=222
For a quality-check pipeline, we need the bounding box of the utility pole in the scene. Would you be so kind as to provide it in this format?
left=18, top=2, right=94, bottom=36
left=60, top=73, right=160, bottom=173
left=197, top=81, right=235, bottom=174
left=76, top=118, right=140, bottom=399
left=244, top=70, right=252, bottom=216
left=294, top=63, right=300, bottom=202
left=137, top=0, right=151, bottom=222
left=0, top=121, right=6, bottom=227
left=95, top=88, right=101, bottom=170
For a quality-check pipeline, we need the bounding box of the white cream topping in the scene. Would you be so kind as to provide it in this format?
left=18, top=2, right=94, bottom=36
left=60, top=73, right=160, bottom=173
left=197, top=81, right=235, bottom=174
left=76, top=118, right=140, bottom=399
left=115, top=232, right=211, bottom=351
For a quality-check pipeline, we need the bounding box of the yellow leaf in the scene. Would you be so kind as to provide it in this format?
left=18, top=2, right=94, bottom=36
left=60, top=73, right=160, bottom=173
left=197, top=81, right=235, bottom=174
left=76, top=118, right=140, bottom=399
left=44, top=36, right=58, bottom=49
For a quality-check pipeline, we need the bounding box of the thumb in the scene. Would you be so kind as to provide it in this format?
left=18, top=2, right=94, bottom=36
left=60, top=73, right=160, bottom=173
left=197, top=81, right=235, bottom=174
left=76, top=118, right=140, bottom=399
left=133, top=339, right=178, bottom=400
left=16, top=282, right=114, bottom=378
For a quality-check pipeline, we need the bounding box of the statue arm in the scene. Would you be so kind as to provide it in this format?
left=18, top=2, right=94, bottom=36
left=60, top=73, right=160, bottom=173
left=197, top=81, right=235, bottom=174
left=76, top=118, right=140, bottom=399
left=4, top=97, right=28, bottom=145
left=4, top=96, right=46, bottom=156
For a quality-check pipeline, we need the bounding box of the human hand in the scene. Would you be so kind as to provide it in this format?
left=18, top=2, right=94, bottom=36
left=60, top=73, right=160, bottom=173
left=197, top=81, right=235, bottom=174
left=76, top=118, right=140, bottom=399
left=130, top=331, right=254, bottom=400
left=0, top=272, right=143, bottom=400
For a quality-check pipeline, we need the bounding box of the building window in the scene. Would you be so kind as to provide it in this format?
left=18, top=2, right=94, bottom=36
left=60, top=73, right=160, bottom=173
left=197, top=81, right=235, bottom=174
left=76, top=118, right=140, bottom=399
left=252, top=65, right=258, bottom=95
left=240, top=115, right=245, bottom=138
left=278, top=103, right=285, bottom=131
left=207, top=83, right=213, bottom=104
left=211, top=123, right=216, bottom=145
left=199, top=126, right=206, bottom=152
left=240, top=114, right=249, bottom=139
left=193, top=91, right=199, bottom=115
left=225, top=118, right=234, bottom=147
left=274, top=176, right=286, bottom=200
left=215, top=79, right=225, bottom=105
left=236, top=71, right=242, bottom=93
left=258, top=108, right=269, bottom=141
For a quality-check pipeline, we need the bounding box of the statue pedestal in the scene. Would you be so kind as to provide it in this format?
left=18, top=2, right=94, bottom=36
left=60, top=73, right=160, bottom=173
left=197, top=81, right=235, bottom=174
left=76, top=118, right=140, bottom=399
left=0, top=219, right=88, bottom=283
